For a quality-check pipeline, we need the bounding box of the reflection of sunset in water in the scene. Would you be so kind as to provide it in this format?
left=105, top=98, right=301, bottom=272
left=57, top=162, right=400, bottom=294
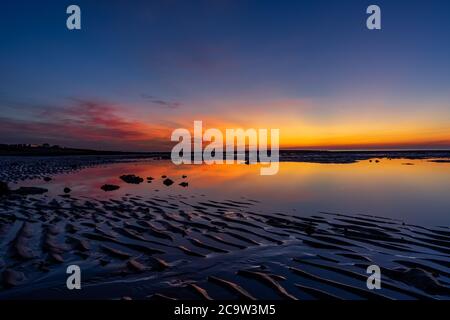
left=16, top=158, right=450, bottom=226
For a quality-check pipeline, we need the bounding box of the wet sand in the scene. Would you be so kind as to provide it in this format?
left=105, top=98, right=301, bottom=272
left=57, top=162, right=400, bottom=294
left=0, top=155, right=450, bottom=300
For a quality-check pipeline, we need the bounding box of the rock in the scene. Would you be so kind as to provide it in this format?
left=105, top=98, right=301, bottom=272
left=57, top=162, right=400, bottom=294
left=64, top=187, right=71, bottom=193
left=13, top=187, right=48, bottom=196
left=179, top=182, right=189, bottom=187
left=0, top=181, right=10, bottom=196
left=163, top=178, right=174, bottom=186
left=101, top=184, right=120, bottom=192
left=146, top=176, right=154, bottom=180
left=43, top=177, right=52, bottom=182
left=182, top=175, right=187, bottom=179
left=161, top=175, right=167, bottom=178
left=120, top=174, right=144, bottom=184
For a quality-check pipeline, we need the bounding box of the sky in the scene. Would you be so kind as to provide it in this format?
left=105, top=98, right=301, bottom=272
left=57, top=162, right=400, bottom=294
left=0, top=0, right=449, bottom=151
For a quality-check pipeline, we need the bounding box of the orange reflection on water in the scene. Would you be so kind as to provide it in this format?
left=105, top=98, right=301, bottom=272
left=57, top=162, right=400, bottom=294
left=20, top=158, right=450, bottom=226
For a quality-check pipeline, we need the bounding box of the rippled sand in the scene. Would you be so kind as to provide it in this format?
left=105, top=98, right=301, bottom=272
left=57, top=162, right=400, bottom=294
left=0, top=155, right=450, bottom=300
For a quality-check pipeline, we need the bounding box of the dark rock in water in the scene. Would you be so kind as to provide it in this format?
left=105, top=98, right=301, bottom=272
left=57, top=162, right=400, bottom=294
left=120, top=174, right=144, bottom=184
left=163, top=178, right=174, bottom=186
left=161, top=175, right=167, bottom=178
left=64, top=187, right=71, bottom=193
left=13, top=187, right=48, bottom=195
left=43, top=177, right=52, bottom=182
left=146, top=176, right=154, bottom=180
left=182, top=175, right=187, bottom=179
left=101, top=184, right=120, bottom=192
left=179, top=182, right=189, bottom=187
left=0, top=181, right=10, bottom=196
left=2, top=269, right=26, bottom=287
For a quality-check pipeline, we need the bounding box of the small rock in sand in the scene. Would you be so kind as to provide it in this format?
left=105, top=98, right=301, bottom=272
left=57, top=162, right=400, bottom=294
left=101, top=184, right=120, bottom=192
left=163, top=178, right=174, bottom=186
left=179, top=182, right=189, bottom=187
left=182, top=175, right=187, bottom=179
left=64, top=187, right=71, bottom=193
left=120, top=174, right=144, bottom=184
left=161, top=175, right=167, bottom=178
left=43, top=177, right=52, bottom=182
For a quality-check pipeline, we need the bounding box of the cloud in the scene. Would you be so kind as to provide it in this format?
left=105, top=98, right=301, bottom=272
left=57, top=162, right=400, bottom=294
left=141, top=94, right=181, bottom=109
left=0, top=99, right=175, bottom=151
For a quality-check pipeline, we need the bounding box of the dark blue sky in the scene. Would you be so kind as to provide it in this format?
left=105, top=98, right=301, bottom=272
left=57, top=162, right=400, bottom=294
left=1, top=0, right=449, bottom=150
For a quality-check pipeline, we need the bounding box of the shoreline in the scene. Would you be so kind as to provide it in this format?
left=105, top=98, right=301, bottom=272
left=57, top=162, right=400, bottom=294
left=1, top=150, right=449, bottom=183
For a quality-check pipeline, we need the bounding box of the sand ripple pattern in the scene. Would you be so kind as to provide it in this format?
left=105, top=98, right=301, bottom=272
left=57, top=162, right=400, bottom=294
left=0, top=194, right=450, bottom=300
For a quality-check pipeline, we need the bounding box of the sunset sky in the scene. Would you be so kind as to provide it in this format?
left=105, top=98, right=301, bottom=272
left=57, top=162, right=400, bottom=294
left=1, top=0, right=449, bottom=151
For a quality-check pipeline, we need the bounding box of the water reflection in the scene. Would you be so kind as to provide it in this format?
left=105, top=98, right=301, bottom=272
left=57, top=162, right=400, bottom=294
left=16, top=158, right=450, bottom=226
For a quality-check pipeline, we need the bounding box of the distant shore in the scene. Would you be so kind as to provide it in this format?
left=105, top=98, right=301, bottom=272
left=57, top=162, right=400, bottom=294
left=1, top=144, right=450, bottom=163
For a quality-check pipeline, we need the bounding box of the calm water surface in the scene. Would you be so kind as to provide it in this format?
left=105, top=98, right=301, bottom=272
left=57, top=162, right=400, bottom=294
left=15, top=158, right=450, bottom=227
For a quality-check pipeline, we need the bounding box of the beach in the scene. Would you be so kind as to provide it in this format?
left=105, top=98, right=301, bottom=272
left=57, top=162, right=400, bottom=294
left=0, top=153, right=450, bottom=300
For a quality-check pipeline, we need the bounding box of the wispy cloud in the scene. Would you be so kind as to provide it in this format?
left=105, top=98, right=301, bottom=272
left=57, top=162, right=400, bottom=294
left=0, top=99, right=175, bottom=151
left=141, top=94, right=181, bottom=109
